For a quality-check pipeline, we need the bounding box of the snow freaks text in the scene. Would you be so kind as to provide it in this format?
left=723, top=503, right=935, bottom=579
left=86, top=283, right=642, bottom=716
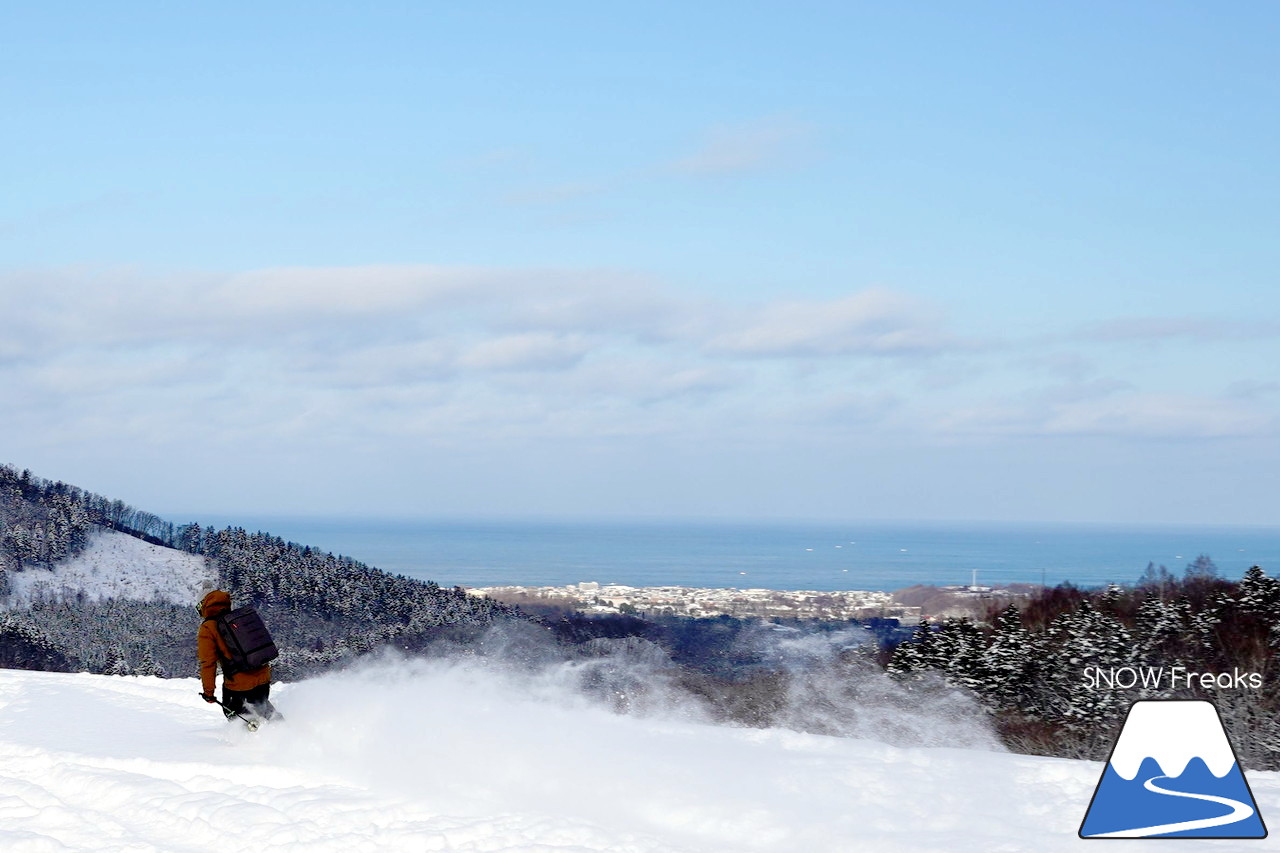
left=1083, top=667, right=1263, bottom=691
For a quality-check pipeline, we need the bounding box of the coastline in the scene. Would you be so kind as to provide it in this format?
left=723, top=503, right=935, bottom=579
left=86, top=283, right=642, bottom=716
left=172, top=516, right=1280, bottom=594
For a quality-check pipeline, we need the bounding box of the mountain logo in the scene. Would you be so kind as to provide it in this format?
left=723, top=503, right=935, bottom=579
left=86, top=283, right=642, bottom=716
left=1080, top=700, right=1267, bottom=839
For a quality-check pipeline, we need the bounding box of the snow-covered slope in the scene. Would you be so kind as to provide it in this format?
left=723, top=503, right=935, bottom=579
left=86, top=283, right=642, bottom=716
left=4, top=527, right=213, bottom=607
left=1, top=662, right=1275, bottom=852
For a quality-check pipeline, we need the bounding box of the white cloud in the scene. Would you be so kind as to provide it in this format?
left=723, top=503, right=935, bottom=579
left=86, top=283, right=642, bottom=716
left=26, top=351, right=198, bottom=397
left=934, top=390, right=1272, bottom=440
left=209, top=265, right=479, bottom=317
left=566, top=359, right=745, bottom=405
left=458, top=333, right=593, bottom=372
left=0, top=265, right=670, bottom=353
left=1034, top=379, right=1135, bottom=406
left=288, top=339, right=459, bottom=389
left=4, top=263, right=1274, bottom=468
left=486, top=273, right=680, bottom=339
left=0, top=268, right=962, bottom=369
left=1039, top=393, right=1272, bottom=439
left=707, top=290, right=958, bottom=358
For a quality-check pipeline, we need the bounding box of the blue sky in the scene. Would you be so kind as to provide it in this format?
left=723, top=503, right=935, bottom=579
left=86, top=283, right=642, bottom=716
left=2, top=2, right=1278, bottom=524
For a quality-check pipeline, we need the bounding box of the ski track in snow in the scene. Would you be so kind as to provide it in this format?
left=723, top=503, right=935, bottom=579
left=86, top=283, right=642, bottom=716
left=0, top=667, right=1277, bottom=852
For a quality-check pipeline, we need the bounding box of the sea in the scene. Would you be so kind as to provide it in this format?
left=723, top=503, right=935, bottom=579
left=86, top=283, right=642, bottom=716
left=184, top=517, right=1280, bottom=594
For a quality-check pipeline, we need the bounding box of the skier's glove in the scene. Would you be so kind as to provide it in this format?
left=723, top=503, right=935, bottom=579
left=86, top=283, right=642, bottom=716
left=201, top=693, right=217, bottom=704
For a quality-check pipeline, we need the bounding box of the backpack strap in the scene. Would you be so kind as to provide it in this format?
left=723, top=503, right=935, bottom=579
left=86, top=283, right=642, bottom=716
left=202, top=615, right=236, bottom=671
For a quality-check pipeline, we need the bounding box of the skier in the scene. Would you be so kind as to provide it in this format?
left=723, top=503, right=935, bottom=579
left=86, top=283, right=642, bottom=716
left=197, top=589, right=279, bottom=722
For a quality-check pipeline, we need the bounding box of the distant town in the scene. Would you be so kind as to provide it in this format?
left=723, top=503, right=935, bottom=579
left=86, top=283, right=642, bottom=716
left=467, top=581, right=918, bottom=623
left=467, top=580, right=1044, bottom=624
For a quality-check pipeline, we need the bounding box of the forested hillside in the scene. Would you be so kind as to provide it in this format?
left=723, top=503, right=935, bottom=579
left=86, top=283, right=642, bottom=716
left=886, top=562, right=1280, bottom=769
left=1, top=465, right=100, bottom=575
left=0, top=464, right=518, bottom=678
left=191, top=524, right=515, bottom=677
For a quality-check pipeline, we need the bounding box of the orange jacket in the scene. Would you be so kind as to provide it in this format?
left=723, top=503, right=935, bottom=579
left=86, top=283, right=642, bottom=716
left=198, top=589, right=271, bottom=695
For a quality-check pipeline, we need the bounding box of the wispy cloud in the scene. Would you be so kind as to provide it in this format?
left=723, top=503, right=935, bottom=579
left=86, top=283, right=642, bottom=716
left=1076, top=315, right=1280, bottom=343
left=1017, top=352, right=1098, bottom=383
left=706, top=290, right=962, bottom=358
left=668, top=116, right=818, bottom=176
left=459, top=115, right=819, bottom=220
left=0, top=190, right=140, bottom=239
left=934, top=388, right=1272, bottom=440
left=210, top=265, right=478, bottom=318
left=1039, top=393, right=1272, bottom=439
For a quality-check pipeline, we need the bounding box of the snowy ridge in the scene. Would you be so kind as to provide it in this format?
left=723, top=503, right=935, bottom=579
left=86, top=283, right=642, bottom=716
left=4, top=526, right=214, bottom=607
left=2, top=664, right=1276, bottom=851
left=1109, top=701, right=1238, bottom=781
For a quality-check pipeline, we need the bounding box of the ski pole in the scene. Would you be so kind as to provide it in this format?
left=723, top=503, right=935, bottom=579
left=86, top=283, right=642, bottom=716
left=198, top=692, right=260, bottom=730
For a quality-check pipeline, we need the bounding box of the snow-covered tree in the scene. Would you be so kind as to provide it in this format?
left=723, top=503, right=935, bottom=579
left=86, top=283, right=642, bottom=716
left=1238, top=565, right=1280, bottom=621
left=137, top=648, right=166, bottom=678
left=1040, top=601, right=1136, bottom=727
left=980, top=605, right=1039, bottom=712
left=1134, top=594, right=1183, bottom=664
left=928, top=617, right=988, bottom=691
left=886, top=619, right=934, bottom=675
left=1189, top=591, right=1233, bottom=656
left=177, top=523, right=204, bottom=554
left=0, top=615, right=71, bottom=671
left=106, top=643, right=131, bottom=677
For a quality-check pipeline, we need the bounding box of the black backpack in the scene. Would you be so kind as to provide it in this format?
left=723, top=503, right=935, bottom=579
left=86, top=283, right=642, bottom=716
left=209, top=605, right=279, bottom=675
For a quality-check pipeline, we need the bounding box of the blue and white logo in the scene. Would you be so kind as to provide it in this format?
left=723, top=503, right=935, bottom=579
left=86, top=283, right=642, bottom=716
left=1080, top=700, right=1267, bottom=839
